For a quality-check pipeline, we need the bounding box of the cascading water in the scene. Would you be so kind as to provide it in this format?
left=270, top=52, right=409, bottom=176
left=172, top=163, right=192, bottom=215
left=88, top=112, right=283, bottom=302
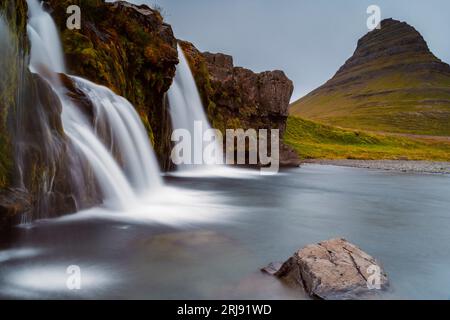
left=168, top=44, right=220, bottom=170
left=26, top=0, right=162, bottom=211
left=70, top=76, right=163, bottom=193
left=167, top=45, right=258, bottom=179
left=26, top=0, right=65, bottom=74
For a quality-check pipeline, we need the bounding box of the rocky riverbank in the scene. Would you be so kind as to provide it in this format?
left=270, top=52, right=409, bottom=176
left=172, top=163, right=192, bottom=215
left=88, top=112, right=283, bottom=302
left=304, top=159, right=450, bottom=174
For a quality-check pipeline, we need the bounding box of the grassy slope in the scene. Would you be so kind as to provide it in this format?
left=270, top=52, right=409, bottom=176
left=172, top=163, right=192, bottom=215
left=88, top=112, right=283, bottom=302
left=285, top=116, right=450, bottom=161
left=290, top=74, right=450, bottom=136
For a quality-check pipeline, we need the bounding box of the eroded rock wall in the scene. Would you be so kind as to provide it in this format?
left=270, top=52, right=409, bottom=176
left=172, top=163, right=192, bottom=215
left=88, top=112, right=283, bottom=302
left=180, top=41, right=300, bottom=167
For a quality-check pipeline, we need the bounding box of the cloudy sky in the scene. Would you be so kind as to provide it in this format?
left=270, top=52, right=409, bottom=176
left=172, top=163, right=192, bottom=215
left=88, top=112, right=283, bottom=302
left=123, top=0, right=450, bottom=101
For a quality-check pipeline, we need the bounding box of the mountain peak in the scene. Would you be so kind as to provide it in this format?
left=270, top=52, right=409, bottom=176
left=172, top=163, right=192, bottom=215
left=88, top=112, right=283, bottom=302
left=357, top=18, right=428, bottom=52
left=336, top=18, right=438, bottom=77
left=290, top=18, right=450, bottom=136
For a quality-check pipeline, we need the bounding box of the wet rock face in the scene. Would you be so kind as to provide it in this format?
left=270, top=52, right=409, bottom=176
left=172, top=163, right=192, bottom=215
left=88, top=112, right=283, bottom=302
left=181, top=42, right=300, bottom=167
left=263, top=238, right=389, bottom=300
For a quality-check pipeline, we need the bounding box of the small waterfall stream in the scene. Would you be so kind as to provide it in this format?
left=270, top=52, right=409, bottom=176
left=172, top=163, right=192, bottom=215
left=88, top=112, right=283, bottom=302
left=26, top=0, right=162, bottom=211
left=168, top=44, right=219, bottom=170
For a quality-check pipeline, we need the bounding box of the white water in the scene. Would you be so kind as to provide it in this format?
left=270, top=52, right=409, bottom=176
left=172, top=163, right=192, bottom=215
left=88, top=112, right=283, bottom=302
left=70, top=76, right=163, bottom=193
left=26, top=0, right=162, bottom=210
left=168, top=44, right=219, bottom=170
left=26, top=0, right=65, bottom=74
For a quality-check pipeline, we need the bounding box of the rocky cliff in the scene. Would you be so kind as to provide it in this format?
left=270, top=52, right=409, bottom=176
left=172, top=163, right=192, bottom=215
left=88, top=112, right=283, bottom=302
left=180, top=41, right=300, bottom=166
left=291, top=18, right=450, bottom=136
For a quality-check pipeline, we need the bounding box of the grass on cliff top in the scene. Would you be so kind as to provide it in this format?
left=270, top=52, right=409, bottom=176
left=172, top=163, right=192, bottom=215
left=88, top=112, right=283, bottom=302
left=285, top=116, right=450, bottom=161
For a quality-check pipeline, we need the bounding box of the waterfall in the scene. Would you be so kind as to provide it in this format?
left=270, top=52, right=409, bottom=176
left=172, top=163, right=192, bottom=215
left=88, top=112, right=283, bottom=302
left=26, top=0, right=65, bottom=74
left=69, top=76, right=163, bottom=193
left=168, top=44, right=219, bottom=170
left=25, top=0, right=162, bottom=211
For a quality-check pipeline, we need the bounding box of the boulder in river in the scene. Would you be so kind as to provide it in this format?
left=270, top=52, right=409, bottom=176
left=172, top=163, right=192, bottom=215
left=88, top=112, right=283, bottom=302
left=262, top=238, right=389, bottom=300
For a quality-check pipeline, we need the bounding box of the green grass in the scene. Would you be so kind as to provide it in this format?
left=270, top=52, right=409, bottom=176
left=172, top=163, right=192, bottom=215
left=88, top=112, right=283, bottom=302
left=284, top=116, right=450, bottom=161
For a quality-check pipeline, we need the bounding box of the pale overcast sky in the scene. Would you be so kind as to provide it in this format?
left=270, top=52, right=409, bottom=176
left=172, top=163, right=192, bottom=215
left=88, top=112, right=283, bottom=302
left=119, top=0, right=450, bottom=101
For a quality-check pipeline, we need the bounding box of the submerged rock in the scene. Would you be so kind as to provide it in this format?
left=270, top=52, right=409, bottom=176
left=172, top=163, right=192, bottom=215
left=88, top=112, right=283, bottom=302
left=262, top=238, right=389, bottom=300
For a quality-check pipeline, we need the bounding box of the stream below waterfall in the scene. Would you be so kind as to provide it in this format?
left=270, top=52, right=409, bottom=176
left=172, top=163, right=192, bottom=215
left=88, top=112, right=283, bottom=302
left=0, top=164, right=449, bottom=299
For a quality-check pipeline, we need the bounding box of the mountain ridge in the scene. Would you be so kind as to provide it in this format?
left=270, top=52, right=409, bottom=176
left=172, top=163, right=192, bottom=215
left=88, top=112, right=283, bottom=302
left=290, top=18, right=450, bottom=136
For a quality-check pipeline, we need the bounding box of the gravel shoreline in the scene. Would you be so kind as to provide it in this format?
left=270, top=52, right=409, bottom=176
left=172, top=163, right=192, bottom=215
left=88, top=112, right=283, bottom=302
left=303, top=159, right=450, bottom=174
